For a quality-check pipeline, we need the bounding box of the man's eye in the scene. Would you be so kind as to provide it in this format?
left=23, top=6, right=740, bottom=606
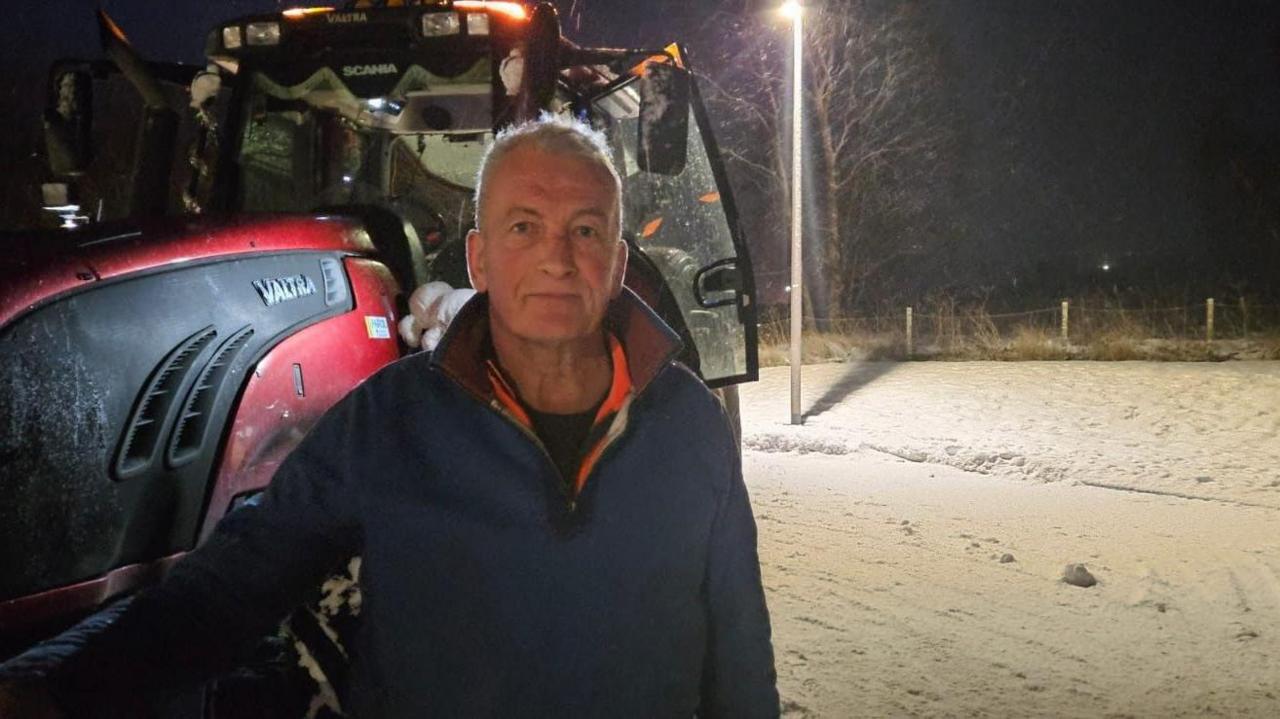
left=511, top=221, right=531, bottom=234
left=574, top=226, right=599, bottom=239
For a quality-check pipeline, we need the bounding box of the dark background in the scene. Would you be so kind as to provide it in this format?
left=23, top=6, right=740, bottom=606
left=3, top=0, right=1279, bottom=305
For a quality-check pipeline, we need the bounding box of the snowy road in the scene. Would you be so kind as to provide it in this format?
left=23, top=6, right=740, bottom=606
left=740, top=362, right=1280, bottom=718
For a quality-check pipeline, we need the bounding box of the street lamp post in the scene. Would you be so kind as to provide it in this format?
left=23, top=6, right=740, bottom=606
left=782, top=0, right=803, bottom=425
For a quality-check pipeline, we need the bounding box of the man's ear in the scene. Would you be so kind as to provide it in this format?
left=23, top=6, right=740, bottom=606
left=465, top=229, right=488, bottom=292
left=609, top=239, right=628, bottom=299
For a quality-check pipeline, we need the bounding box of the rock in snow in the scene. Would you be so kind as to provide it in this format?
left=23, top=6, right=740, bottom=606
left=1062, top=563, right=1098, bottom=587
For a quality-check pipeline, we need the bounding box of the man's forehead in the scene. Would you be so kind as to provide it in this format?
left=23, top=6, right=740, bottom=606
left=491, top=147, right=614, bottom=186
left=485, top=148, right=619, bottom=214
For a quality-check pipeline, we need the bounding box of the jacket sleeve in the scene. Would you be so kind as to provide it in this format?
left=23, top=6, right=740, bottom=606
left=36, top=384, right=369, bottom=714
left=699, top=428, right=780, bottom=718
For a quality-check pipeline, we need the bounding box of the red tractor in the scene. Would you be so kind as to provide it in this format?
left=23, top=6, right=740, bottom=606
left=1, top=0, right=759, bottom=706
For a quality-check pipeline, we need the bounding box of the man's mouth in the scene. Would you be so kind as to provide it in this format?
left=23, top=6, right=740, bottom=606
left=526, top=292, right=580, bottom=302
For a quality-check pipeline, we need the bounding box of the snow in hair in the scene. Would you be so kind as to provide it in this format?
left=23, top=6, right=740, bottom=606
left=473, top=113, right=623, bottom=232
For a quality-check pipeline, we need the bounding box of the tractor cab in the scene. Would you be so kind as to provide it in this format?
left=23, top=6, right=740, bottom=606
left=44, top=1, right=759, bottom=387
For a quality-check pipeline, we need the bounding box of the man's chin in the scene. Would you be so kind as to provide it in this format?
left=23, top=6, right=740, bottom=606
left=517, top=328, right=598, bottom=346
left=505, top=318, right=603, bottom=347
left=489, top=304, right=605, bottom=348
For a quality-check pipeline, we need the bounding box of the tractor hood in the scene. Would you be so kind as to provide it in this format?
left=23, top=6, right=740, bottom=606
left=0, top=214, right=374, bottom=330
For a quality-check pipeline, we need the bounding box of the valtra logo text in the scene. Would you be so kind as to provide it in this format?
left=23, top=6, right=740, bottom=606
left=253, top=275, right=318, bottom=307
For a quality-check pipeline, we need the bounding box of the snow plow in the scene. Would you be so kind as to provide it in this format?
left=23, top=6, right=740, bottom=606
left=0, top=0, right=759, bottom=703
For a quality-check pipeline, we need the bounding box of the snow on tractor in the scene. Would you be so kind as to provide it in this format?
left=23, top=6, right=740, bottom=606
left=1, top=0, right=758, bottom=712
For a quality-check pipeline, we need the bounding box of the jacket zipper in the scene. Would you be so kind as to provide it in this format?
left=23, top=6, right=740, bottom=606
left=488, top=399, right=580, bottom=513
left=569, top=395, right=634, bottom=503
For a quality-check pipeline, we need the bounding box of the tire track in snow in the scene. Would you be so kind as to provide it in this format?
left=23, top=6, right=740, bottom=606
left=1078, top=480, right=1280, bottom=509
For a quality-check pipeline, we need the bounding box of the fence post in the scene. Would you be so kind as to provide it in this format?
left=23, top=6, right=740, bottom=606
left=1060, top=300, right=1069, bottom=343
left=1240, top=297, right=1248, bottom=339
left=905, top=306, right=914, bottom=358
left=1206, top=298, right=1214, bottom=342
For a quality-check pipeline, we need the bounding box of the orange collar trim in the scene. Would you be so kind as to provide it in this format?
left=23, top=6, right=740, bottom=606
left=485, top=334, right=633, bottom=433
left=486, top=335, right=633, bottom=496
left=486, top=361, right=533, bottom=429
left=593, top=334, right=632, bottom=425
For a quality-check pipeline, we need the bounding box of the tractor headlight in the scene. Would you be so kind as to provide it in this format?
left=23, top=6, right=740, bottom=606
left=421, top=12, right=461, bottom=37
left=246, top=22, right=281, bottom=46
left=222, top=26, right=243, bottom=50
left=465, top=13, right=490, bottom=35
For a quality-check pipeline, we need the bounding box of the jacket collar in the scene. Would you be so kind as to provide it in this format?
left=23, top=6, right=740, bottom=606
left=429, top=287, right=683, bottom=404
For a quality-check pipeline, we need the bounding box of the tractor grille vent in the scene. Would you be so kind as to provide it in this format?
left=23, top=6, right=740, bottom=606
left=168, top=326, right=255, bottom=468
left=114, top=326, right=217, bottom=481
left=319, top=257, right=345, bottom=306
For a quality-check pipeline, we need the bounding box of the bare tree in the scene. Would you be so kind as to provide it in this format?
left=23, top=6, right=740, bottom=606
left=698, top=0, right=959, bottom=319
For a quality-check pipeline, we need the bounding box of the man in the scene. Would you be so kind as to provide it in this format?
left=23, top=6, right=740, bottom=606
left=0, top=116, right=777, bottom=717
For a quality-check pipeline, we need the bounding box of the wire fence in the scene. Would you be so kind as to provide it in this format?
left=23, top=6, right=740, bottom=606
left=758, top=298, right=1280, bottom=360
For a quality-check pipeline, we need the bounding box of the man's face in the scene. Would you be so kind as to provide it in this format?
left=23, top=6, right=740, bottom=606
left=467, top=144, right=627, bottom=348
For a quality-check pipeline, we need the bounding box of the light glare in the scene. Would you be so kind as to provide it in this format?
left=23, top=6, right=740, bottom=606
left=282, top=7, right=334, bottom=19
left=455, top=1, right=528, bottom=21
left=780, top=0, right=802, bottom=20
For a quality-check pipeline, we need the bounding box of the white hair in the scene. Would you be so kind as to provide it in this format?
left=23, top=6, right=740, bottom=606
left=473, top=114, right=623, bottom=234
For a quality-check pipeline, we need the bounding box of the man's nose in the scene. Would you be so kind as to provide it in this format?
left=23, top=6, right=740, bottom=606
left=537, top=228, right=577, bottom=278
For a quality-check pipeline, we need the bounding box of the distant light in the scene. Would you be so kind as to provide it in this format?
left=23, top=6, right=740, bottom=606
left=342, top=175, right=353, bottom=183
left=780, top=0, right=802, bottom=20
left=366, top=98, right=386, bottom=110
left=1101, top=263, right=1111, bottom=272
left=784, top=285, right=793, bottom=293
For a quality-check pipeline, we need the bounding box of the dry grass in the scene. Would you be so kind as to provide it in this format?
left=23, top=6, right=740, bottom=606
left=1258, top=336, right=1280, bottom=360
left=993, top=326, right=1072, bottom=361
left=758, top=323, right=898, bottom=365
left=758, top=300, right=1280, bottom=366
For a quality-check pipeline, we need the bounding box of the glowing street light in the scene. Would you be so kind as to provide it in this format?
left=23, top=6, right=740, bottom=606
left=782, top=0, right=804, bottom=425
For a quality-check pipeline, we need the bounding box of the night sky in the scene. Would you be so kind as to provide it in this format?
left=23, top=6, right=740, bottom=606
left=933, top=1, right=1280, bottom=285
left=3, top=0, right=1279, bottom=297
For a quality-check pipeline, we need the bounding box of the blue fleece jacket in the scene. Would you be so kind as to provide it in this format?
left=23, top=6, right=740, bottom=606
left=45, top=292, right=779, bottom=717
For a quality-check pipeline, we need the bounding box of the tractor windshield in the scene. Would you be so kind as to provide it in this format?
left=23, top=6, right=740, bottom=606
left=234, top=61, right=493, bottom=251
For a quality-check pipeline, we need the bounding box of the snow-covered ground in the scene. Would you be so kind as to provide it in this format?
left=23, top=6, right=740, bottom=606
left=740, top=362, right=1280, bottom=717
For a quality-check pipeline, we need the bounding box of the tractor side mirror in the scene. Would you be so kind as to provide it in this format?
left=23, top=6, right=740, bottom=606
left=636, top=62, right=689, bottom=176
left=43, top=65, right=94, bottom=176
